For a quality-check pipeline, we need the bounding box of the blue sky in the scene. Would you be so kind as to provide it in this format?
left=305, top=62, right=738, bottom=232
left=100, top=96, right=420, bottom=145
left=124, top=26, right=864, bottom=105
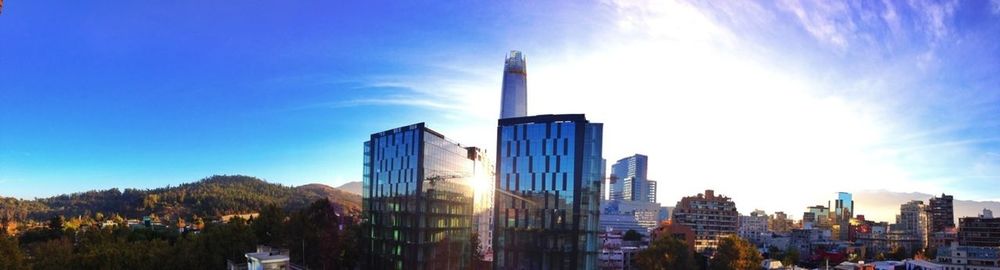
left=2, top=0, right=999, bottom=221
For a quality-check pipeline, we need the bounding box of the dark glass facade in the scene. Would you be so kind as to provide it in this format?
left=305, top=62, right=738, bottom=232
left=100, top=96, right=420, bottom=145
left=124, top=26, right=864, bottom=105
left=363, top=123, right=483, bottom=270
left=492, top=114, right=603, bottom=270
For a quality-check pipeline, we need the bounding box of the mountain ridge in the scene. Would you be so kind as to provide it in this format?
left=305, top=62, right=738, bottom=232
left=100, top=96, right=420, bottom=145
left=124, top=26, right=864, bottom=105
left=0, top=175, right=361, bottom=221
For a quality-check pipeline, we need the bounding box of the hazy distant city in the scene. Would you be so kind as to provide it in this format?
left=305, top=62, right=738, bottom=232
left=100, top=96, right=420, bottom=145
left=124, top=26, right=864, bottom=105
left=3, top=1, right=1000, bottom=270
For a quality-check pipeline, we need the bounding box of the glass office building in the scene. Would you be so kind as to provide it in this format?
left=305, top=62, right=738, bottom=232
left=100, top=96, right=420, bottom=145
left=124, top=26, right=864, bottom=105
left=363, top=123, right=489, bottom=270
left=609, top=154, right=656, bottom=203
left=492, top=114, right=603, bottom=270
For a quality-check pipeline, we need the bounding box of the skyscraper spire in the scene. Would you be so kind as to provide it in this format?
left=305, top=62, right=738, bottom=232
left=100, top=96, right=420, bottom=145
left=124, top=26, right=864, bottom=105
left=500, top=50, right=527, bottom=119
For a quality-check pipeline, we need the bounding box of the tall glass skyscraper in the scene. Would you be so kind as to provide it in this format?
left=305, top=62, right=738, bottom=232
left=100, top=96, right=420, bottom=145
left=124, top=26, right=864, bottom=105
left=492, top=114, right=603, bottom=270
left=362, top=123, right=491, bottom=270
left=500, top=50, right=527, bottom=119
left=609, top=154, right=656, bottom=203
left=834, top=192, right=853, bottom=222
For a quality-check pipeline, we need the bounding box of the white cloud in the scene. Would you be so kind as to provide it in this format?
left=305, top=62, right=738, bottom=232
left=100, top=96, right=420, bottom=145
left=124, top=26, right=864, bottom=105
left=349, top=0, right=986, bottom=222
left=777, top=0, right=855, bottom=51
left=907, top=0, right=958, bottom=42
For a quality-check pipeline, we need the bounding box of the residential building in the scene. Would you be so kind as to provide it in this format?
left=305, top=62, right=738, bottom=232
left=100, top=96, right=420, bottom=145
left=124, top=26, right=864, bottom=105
left=500, top=50, right=527, bottom=119
left=598, top=230, right=642, bottom=270
left=608, top=154, right=656, bottom=203
left=362, top=123, right=486, bottom=270
left=671, top=189, right=738, bottom=252
left=770, top=211, right=795, bottom=233
left=492, top=114, right=604, bottom=270
left=927, top=194, right=955, bottom=233
left=935, top=243, right=1000, bottom=269
left=895, top=200, right=929, bottom=251
left=739, top=209, right=769, bottom=247
left=958, top=209, right=1000, bottom=247
left=789, top=228, right=833, bottom=260
left=927, top=194, right=957, bottom=251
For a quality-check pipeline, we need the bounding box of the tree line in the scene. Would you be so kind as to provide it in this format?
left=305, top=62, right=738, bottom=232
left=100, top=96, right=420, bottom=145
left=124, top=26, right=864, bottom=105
left=0, top=198, right=360, bottom=270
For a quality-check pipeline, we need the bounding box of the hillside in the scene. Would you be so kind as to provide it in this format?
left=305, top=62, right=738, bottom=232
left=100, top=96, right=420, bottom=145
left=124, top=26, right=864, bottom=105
left=336, top=181, right=363, bottom=195
left=0, top=175, right=361, bottom=221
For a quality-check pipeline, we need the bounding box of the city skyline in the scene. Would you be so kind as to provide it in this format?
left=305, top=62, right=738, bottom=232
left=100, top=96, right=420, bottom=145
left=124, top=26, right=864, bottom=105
left=3, top=1, right=1000, bottom=224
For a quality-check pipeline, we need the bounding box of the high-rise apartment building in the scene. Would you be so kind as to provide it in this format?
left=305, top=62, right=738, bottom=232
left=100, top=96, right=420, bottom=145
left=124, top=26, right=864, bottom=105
left=671, top=189, right=738, bottom=252
left=362, top=123, right=489, bottom=270
left=500, top=50, right=527, bottom=119
left=608, top=154, right=656, bottom=203
left=492, top=114, right=604, bottom=270
left=895, top=200, right=929, bottom=250
left=928, top=194, right=955, bottom=232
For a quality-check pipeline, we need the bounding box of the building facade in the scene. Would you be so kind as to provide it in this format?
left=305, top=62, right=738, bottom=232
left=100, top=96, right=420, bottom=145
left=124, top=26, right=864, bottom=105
left=928, top=194, right=955, bottom=233
left=671, top=189, right=738, bottom=252
left=936, top=243, right=1000, bottom=269
left=362, top=123, right=487, bottom=270
left=958, top=211, right=1000, bottom=247
left=895, top=200, right=929, bottom=252
left=492, top=114, right=604, bottom=270
left=608, top=154, right=655, bottom=203
left=500, top=50, right=527, bottom=119
left=769, top=211, right=795, bottom=233
left=600, top=200, right=662, bottom=233
left=739, top=209, right=770, bottom=247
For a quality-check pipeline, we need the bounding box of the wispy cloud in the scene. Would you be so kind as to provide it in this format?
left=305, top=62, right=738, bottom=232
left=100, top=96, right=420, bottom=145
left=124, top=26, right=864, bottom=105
left=343, top=0, right=1000, bottom=219
left=777, top=0, right=855, bottom=51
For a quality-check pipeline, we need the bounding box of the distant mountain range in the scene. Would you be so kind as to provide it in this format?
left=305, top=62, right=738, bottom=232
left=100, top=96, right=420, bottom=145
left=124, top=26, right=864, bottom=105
left=336, top=181, right=362, bottom=195
left=852, top=190, right=999, bottom=223
left=0, top=175, right=361, bottom=221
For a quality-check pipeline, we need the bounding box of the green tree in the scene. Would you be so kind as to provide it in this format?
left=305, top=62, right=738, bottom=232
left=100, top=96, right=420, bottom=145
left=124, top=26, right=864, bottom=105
left=27, top=237, right=74, bottom=270
left=623, top=229, right=643, bottom=241
left=251, top=204, right=286, bottom=246
left=782, top=247, right=800, bottom=267
left=0, top=235, right=30, bottom=270
left=48, top=215, right=65, bottom=231
left=634, top=236, right=696, bottom=270
left=709, top=236, right=762, bottom=270
left=286, top=198, right=360, bottom=270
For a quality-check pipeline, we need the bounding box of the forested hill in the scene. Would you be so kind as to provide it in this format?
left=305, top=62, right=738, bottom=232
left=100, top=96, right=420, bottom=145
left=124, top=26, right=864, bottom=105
left=0, top=175, right=361, bottom=221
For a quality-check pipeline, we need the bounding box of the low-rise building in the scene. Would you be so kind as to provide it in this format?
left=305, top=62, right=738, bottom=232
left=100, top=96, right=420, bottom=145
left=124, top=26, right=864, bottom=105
left=935, top=243, right=1000, bottom=269
left=244, top=246, right=291, bottom=270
